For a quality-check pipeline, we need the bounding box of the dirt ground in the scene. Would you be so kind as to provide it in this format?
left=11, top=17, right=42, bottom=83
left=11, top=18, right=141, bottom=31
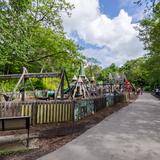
left=0, top=98, right=136, bottom=160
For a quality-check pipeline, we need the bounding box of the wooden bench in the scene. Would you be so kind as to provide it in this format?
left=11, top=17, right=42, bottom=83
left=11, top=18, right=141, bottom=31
left=0, top=116, right=30, bottom=147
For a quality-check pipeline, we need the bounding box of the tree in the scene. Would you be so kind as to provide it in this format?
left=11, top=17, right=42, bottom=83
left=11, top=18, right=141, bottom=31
left=29, top=26, right=84, bottom=78
left=85, top=57, right=101, bottom=79
left=134, top=0, right=160, bottom=14
left=0, top=0, right=32, bottom=73
left=0, top=0, right=83, bottom=78
left=138, top=2, right=160, bottom=87
left=97, top=63, right=119, bottom=81
left=120, top=57, right=148, bottom=87
left=85, top=65, right=102, bottom=80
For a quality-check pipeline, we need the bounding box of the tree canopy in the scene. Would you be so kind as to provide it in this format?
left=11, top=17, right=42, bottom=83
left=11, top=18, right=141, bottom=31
left=138, top=2, right=160, bottom=88
left=0, top=0, right=83, bottom=79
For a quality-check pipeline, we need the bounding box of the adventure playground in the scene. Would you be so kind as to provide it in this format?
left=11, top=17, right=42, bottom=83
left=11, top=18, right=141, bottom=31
left=0, top=64, right=137, bottom=159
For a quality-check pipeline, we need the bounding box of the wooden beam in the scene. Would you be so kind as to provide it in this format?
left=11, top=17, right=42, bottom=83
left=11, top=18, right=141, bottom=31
left=61, top=72, right=64, bottom=99
left=0, top=72, right=61, bottom=79
left=21, top=78, right=26, bottom=101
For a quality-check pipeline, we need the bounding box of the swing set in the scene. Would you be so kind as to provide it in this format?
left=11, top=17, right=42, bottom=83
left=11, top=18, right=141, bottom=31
left=0, top=67, right=70, bottom=101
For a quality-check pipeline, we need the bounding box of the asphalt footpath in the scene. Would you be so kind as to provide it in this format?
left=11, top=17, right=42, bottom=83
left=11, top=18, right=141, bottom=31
left=38, top=93, right=160, bottom=160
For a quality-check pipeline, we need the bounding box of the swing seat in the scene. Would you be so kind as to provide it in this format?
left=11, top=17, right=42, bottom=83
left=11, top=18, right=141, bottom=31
left=47, top=91, right=55, bottom=98
left=35, top=90, right=48, bottom=100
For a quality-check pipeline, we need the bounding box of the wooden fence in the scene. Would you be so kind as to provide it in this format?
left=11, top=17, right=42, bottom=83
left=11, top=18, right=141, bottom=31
left=0, top=100, right=73, bottom=125
left=0, top=94, right=126, bottom=125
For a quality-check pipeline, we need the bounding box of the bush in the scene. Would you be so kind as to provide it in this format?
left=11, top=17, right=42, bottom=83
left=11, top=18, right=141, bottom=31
left=143, top=86, right=152, bottom=91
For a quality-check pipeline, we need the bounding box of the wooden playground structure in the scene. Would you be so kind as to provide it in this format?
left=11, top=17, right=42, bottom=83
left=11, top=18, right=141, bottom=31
left=0, top=66, right=135, bottom=126
left=0, top=67, right=70, bottom=101
left=0, top=63, right=134, bottom=103
left=0, top=65, right=101, bottom=102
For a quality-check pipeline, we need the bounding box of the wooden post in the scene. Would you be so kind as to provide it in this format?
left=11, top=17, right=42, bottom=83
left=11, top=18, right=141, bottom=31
left=21, top=78, right=26, bottom=101
left=64, top=70, right=70, bottom=89
left=31, top=102, right=37, bottom=126
left=21, top=78, right=24, bottom=101
left=61, top=72, right=64, bottom=99
left=71, top=100, right=75, bottom=133
left=26, top=117, right=30, bottom=148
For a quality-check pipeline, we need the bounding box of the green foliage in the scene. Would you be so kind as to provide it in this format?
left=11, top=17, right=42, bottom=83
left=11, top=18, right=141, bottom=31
left=42, top=78, right=60, bottom=90
left=97, top=63, right=119, bottom=81
left=30, top=27, right=83, bottom=77
left=138, top=2, right=160, bottom=88
left=120, top=57, right=148, bottom=87
left=143, top=85, right=152, bottom=91
left=85, top=57, right=102, bottom=81
left=85, top=65, right=102, bottom=80
left=134, top=0, right=159, bottom=14
left=0, top=80, right=17, bottom=92
left=0, top=0, right=84, bottom=81
left=0, top=1, right=32, bottom=73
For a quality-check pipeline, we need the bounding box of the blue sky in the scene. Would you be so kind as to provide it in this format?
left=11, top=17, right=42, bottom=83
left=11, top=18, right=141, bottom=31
left=63, top=0, right=144, bottom=67
left=77, top=0, right=143, bottom=49
left=100, top=0, right=122, bottom=18
left=99, top=0, right=144, bottom=22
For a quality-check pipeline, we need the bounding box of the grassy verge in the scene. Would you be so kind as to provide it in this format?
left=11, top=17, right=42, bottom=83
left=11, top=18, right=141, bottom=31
left=0, top=148, right=32, bottom=157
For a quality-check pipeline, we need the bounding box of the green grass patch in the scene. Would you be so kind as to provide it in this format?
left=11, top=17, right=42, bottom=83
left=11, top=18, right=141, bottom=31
left=0, top=148, right=32, bottom=156
left=0, top=142, right=32, bottom=157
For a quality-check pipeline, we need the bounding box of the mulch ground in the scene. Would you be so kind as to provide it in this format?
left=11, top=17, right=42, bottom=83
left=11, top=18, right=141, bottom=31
left=0, top=97, right=137, bottom=160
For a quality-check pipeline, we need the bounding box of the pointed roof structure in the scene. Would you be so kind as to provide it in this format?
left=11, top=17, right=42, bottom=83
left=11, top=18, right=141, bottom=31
left=91, top=76, right=95, bottom=82
left=121, top=72, right=127, bottom=81
left=108, top=73, right=113, bottom=80
left=79, top=63, right=85, bottom=77
left=77, top=77, right=83, bottom=83
left=114, top=72, right=120, bottom=81
left=72, top=75, right=77, bottom=81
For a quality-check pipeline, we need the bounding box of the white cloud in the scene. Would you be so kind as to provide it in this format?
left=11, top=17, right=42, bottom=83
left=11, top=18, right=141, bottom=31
left=119, top=0, right=145, bottom=22
left=62, top=0, right=145, bottom=67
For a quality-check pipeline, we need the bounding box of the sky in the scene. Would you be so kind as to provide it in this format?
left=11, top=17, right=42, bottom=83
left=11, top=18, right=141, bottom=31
left=62, top=0, right=145, bottom=68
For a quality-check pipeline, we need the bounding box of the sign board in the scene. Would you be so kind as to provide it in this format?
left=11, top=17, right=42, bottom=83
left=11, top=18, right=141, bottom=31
left=0, top=116, right=30, bottom=147
left=0, top=116, right=30, bottom=131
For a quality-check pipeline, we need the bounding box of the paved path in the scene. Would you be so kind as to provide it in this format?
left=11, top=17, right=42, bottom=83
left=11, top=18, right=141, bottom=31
left=38, top=93, right=160, bottom=160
